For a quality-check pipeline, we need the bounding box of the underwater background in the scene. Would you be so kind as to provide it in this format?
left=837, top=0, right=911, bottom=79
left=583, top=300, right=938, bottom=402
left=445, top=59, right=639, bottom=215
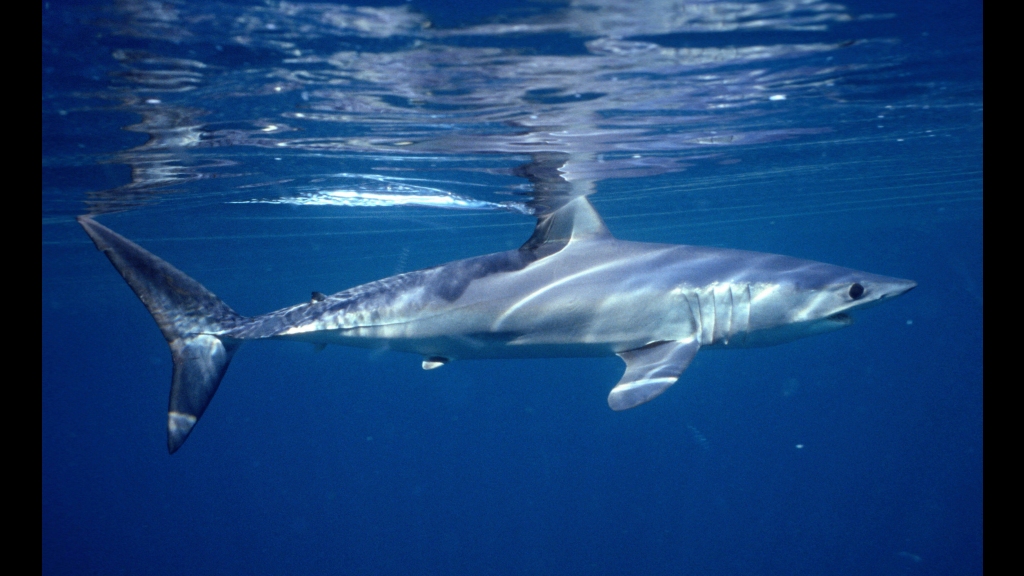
left=42, top=0, right=982, bottom=574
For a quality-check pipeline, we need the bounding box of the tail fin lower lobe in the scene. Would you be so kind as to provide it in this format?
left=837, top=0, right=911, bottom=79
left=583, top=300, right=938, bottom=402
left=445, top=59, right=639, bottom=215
left=78, top=217, right=245, bottom=453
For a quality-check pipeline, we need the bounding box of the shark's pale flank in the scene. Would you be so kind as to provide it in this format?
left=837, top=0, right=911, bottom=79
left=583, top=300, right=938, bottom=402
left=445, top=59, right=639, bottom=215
left=79, top=196, right=915, bottom=453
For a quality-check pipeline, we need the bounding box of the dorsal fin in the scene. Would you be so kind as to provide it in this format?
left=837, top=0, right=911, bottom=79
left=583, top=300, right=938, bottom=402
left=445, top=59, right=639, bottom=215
left=520, top=196, right=611, bottom=252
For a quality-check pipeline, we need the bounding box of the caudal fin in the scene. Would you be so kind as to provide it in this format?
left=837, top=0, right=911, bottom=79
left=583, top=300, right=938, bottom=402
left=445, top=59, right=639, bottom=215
left=78, top=216, right=245, bottom=453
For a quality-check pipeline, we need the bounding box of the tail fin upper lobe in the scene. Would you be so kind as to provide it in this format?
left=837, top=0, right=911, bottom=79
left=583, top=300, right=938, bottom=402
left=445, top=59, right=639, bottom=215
left=78, top=216, right=245, bottom=453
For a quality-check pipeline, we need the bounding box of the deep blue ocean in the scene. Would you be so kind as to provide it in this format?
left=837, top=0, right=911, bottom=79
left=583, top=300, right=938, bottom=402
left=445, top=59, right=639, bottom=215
left=42, top=1, right=982, bottom=574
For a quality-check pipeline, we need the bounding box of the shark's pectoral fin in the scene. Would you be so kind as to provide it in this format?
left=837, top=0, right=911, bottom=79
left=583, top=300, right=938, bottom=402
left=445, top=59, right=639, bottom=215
left=608, top=339, right=700, bottom=411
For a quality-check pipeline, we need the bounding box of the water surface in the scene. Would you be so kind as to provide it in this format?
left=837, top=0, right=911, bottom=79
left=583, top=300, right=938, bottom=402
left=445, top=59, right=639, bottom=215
left=42, top=1, right=982, bottom=574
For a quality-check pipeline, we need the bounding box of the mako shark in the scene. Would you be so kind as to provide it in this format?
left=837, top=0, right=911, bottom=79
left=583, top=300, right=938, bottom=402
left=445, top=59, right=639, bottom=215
left=79, top=196, right=914, bottom=453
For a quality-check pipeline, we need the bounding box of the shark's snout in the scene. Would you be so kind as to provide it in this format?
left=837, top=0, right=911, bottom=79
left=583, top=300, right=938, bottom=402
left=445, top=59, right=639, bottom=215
left=885, top=279, right=917, bottom=299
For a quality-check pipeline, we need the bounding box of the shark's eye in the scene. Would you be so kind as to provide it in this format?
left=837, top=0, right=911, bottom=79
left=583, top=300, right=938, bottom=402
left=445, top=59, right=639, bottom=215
left=848, top=283, right=865, bottom=300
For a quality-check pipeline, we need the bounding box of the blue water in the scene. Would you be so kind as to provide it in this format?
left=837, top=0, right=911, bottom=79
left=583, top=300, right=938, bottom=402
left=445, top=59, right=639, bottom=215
left=42, top=1, right=982, bottom=574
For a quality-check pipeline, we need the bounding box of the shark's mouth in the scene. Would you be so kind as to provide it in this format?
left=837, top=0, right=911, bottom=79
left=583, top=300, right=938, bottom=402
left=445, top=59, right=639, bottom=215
left=826, top=313, right=853, bottom=325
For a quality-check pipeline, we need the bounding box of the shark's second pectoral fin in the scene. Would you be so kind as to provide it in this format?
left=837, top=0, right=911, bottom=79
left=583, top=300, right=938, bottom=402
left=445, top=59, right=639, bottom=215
left=608, top=339, right=700, bottom=411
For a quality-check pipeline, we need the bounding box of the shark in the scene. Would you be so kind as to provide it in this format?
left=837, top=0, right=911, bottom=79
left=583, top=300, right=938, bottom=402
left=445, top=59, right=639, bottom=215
left=78, top=195, right=915, bottom=453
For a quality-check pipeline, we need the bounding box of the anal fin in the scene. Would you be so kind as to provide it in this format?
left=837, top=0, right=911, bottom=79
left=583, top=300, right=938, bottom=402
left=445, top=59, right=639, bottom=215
left=608, top=339, right=700, bottom=411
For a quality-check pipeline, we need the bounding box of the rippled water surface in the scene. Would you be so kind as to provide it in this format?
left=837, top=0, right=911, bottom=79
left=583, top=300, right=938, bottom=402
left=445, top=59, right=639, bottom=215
left=43, top=1, right=981, bottom=574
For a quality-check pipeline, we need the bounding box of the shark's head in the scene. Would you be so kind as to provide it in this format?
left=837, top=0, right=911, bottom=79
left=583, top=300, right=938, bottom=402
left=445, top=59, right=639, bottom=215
left=742, top=261, right=916, bottom=346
